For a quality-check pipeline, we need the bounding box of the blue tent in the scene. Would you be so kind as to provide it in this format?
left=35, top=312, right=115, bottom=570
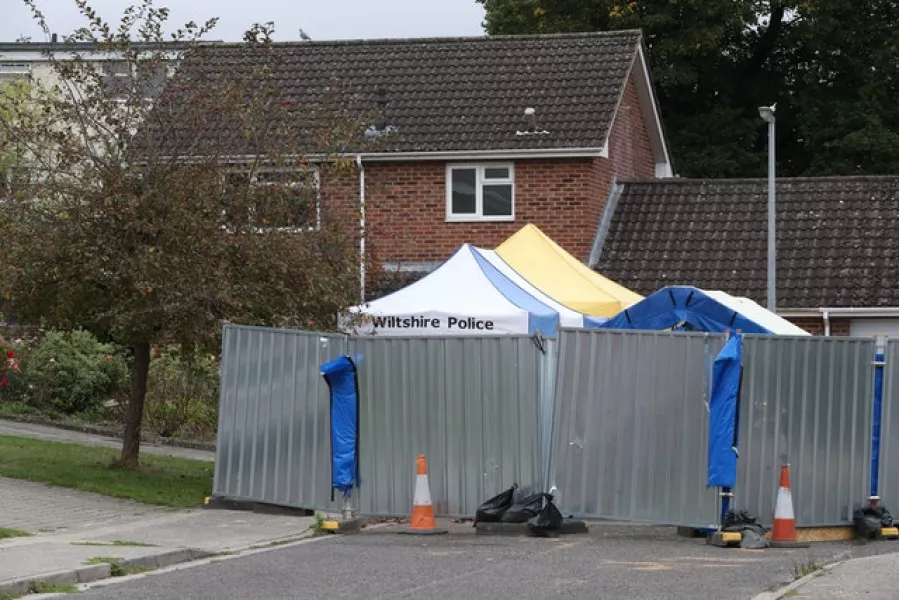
left=598, top=286, right=810, bottom=336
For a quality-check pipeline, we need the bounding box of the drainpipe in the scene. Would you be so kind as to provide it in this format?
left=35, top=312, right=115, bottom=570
left=356, top=154, right=366, bottom=304
left=822, top=308, right=831, bottom=337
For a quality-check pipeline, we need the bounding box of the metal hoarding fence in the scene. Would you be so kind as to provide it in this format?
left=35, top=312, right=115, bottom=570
left=213, top=325, right=347, bottom=512
left=878, top=340, right=899, bottom=510
left=213, top=326, right=548, bottom=517
left=737, top=335, right=874, bottom=526
left=349, top=335, right=545, bottom=516
left=214, top=324, right=881, bottom=527
left=546, top=328, right=725, bottom=527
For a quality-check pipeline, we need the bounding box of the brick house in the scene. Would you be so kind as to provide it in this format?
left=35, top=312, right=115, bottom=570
left=593, top=176, right=899, bottom=338
left=150, top=30, right=899, bottom=338
left=180, top=31, right=672, bottom=298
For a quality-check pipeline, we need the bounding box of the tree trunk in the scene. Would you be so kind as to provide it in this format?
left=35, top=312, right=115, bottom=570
left=119, top=341, right=150, bottom=468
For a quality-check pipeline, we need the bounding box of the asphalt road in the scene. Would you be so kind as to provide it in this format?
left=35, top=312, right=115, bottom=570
left=65, top=522, right=897, bottom=600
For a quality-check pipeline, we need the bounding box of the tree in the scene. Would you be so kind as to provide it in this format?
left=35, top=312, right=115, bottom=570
left=785, top=0, right=899, bottom=175
left=0, top=79, right=36, bottom=310
left=0, top=80, right=33, bottom=188
left=477, top=0, right=899, bottom=177
left=0, top=1, right=371, bottom=466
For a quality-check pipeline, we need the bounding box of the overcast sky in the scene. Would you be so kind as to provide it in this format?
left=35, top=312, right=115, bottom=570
left=1, top=0, right=487, bottom=42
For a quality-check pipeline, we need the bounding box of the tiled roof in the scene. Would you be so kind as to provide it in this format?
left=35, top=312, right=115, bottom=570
left=596, top=176, right=899, bottom=309
left=152, top=31, right=641, bottom=155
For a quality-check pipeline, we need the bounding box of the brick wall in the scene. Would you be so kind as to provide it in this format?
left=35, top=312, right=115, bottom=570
left=786, top=317, right=851, bottom=336
left=603, top=72, right=656, bottom=181
left=321, top=70, right=657, bottom=271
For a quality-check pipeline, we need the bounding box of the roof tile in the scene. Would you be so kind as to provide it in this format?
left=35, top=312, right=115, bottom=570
left=156, top=32, right=640, bottom=155
left=597, top=176, right=899, bottom=309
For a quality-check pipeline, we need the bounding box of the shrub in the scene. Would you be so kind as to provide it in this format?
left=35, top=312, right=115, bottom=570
left=143, top=346, right=219, bottom=440
left=0, top=335, right=30, bottom=405
left=24, top=330, right=129, bottom=415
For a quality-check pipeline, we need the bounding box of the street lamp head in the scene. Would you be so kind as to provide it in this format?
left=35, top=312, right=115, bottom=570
left=758, top=103, right=776, bottom=124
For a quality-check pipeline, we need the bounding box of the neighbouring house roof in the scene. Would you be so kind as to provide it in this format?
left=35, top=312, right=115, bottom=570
left=595, top=176, right=899, bottom=309
left=0, top=41, right=220, bottom=52
left=145, top=31, right=649, bottom=157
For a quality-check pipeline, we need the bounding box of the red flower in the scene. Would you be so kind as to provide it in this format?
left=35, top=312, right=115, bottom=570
left=5, top=350, right=13, bottom=358
left=0, top=379, right=7, bottom=388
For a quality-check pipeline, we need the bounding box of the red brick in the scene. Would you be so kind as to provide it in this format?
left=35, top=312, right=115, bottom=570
left=320, top=72, right=656, bottom=277
left=787, top=317, right=850, bottom=336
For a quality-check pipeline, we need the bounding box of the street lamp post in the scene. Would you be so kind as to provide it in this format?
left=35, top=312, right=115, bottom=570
left=758, top=104, right=776, bottom=312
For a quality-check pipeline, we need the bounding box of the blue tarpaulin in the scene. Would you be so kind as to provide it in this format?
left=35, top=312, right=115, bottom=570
left=598, top=286, right=809, bottom=335
left=708, top=334, right=743, bottom=488
left=872, top=352, right=885, bottom=499
left=321, top=355, right=360, bottom=498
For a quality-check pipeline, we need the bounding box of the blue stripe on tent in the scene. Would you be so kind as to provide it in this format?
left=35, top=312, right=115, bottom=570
left=599, top=286, right=775, bottom=334
left=584, top=315, right=608, bottom=328
left=470, top=247, right=559, bottom=337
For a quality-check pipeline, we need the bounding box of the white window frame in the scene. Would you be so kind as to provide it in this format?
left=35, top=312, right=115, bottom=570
left=445, top=163, right=515, bottom=222
left=223, top=167, right=321, bottom=233
left=101, top=60, right=169, bottom=103
left=0, top=63, right=32, bottom=82
left=252, top=169, right=321, bottom=233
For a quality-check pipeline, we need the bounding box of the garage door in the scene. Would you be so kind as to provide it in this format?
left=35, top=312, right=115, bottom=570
left=850, top=319, right=899, bottom=345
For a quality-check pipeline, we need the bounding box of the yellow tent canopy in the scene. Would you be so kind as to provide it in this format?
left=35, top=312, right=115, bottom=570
left=495, top=224, right=643, bottom=318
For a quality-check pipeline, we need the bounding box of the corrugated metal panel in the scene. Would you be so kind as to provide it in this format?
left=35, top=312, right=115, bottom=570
left=214, top=327, right=546, bottom=517
left=738, top=336, right=874, bottom=526
left=350, top=335, right=545, bottom=517
left=547, top=329, right=725, bottom=527
left=879, top=341, right=899, bottom=508
left=213, top=325, right=346, bottom=512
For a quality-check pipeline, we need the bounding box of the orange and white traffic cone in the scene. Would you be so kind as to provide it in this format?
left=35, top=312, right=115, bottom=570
left=770, top=464, right=808, bottom=548
left=398, top=455, right=447, bottom=536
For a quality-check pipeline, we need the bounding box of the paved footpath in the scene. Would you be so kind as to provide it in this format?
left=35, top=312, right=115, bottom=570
left=0, top=419, right=307, bottom=597
left=0, top=419, right=214, bottom=461
left=0, top=475, right=316, bottom=597
left=756, top=551, right=899, bottom=599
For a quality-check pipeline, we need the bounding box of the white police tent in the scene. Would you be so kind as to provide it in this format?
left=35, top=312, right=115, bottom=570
left=342, top=244, right=605, bottom=337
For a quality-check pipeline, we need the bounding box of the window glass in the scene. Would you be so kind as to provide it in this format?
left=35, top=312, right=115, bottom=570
left=451, top=168, right=477, bottom=214
left=484, top=167, right=510, bottom=180
left=482, top=184, right=513, bottom=217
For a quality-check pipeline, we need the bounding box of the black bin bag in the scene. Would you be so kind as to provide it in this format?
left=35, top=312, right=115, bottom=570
left=500, top=492, right=550, bottom=523
left=474, top=484, right=518, bottom=525
left=854, top=505, right=894, bottom=539
left=527, top=496, right=563, bottom=537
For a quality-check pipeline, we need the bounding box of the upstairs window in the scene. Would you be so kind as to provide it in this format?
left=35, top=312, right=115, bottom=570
left=223, top=169, right=320, bottom=232
left=446, top=164, right=514, bottom=221
left=101, top=61, right=167, bottom=101
left=0, top=63, right=31, bottom=82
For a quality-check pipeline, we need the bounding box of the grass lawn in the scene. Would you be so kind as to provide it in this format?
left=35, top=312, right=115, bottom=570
left=0, top=435, right=213, bottom=508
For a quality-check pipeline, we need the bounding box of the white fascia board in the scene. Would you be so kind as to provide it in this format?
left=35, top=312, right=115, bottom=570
left=0, top=50, right=182, bottom=62
left=167, top=147, right=607, bottom=165
left=776, top=309, right=822, bottom=318
left=778, top=307, right=899, bottom=318
left=820, top=307, right=899, bottom=317
left=358, top=147, right=606, bottom=162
